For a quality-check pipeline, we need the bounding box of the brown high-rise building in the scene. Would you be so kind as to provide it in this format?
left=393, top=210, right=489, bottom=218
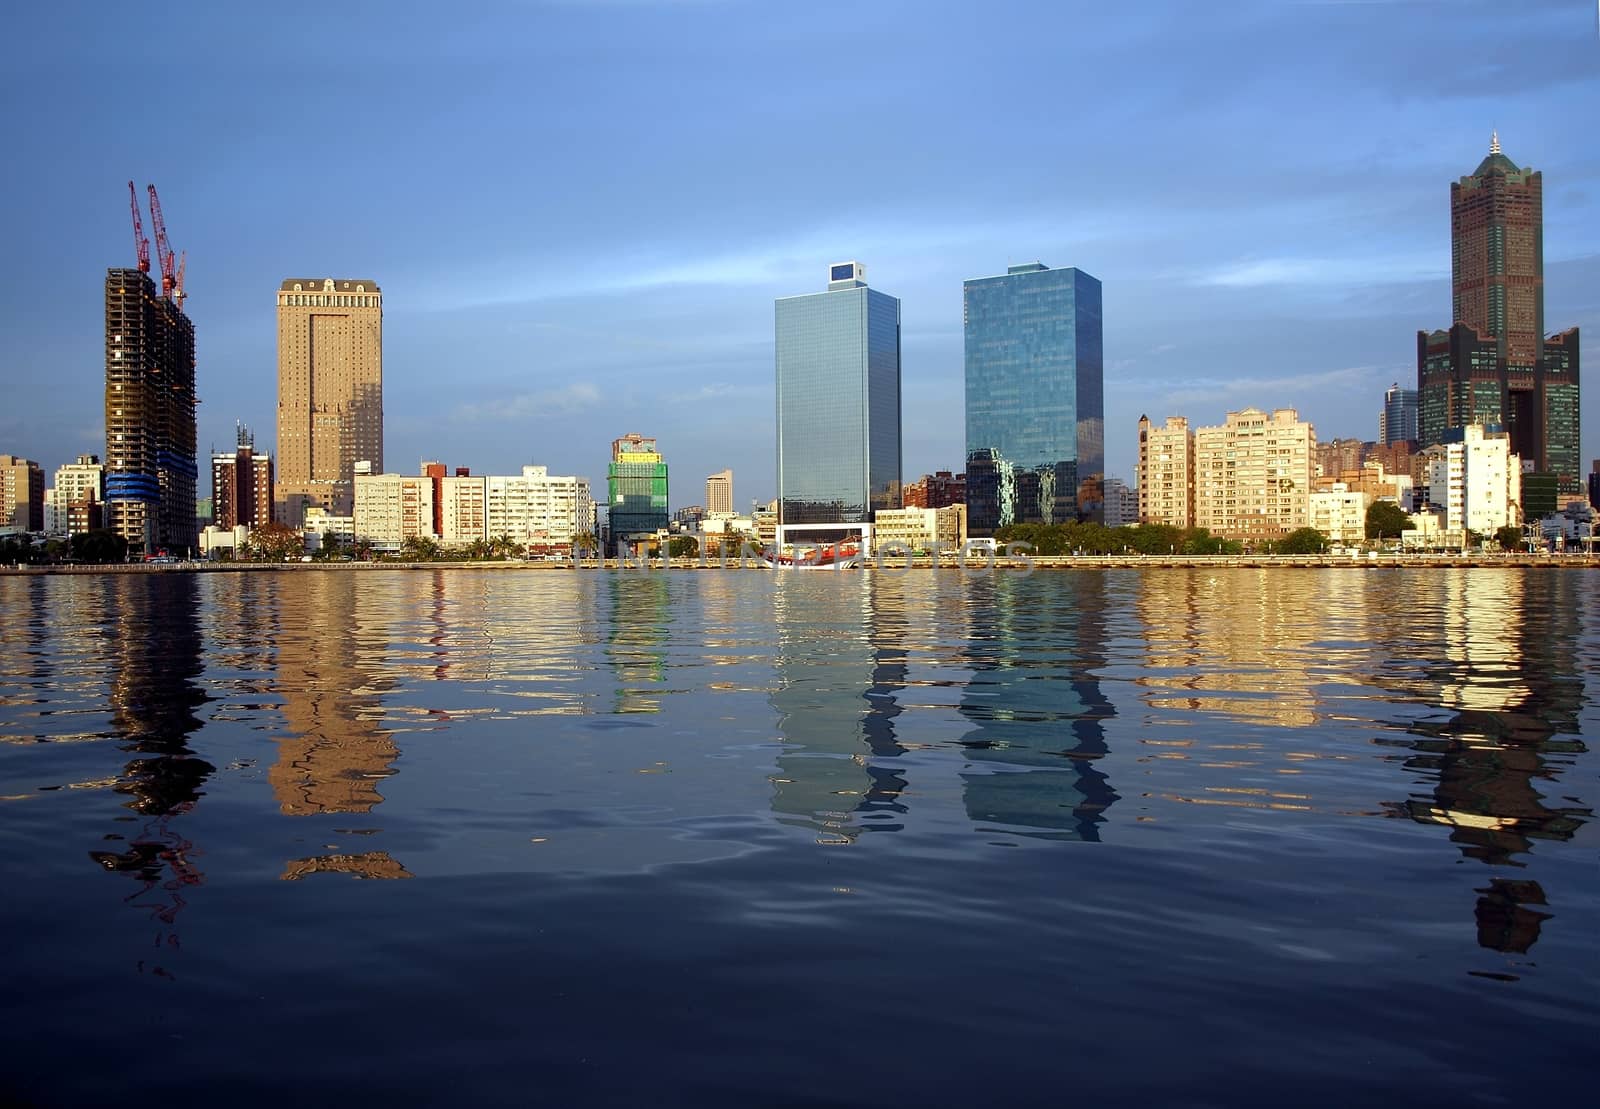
left=1419, top=135, right=1581, bottom=494
left=903, top=471, right=966, bottom=510
left=212, top=423, right=275, bottom=531
left=275, top=278, right=383, bottom=526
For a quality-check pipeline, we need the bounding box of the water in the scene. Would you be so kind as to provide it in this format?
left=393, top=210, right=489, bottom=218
left=1, top=568, right=1595, bottom=1106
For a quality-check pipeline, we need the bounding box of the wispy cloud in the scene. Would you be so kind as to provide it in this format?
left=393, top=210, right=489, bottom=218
left=1191, top=255, right=1444, bottom=288
left=452, top=382, right=601, bottom=422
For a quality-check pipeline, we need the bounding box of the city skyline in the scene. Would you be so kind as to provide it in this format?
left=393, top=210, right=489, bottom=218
left=2, top=2, right=1597, bottom=506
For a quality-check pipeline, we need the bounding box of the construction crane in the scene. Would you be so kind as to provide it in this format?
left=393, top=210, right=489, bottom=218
left=174, top=251, right=186, bottom=310
left=146, top=184, right=176, bottom=299
left=127, top=181, right=150, bottom=273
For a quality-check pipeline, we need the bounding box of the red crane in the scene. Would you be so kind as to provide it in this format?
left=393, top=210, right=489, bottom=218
left=127, top=181, right=150, bottom=273
left=146, top=184, right=176, bottom=298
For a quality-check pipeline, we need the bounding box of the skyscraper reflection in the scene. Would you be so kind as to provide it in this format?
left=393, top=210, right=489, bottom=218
left=604, top=573, right=672, bottom=715
left=87, top=574, right=212, bottom=976
left=269, top=572, right=400, bottom=817
left=1385, top=571, right=1591, bottom=953
left=955, top=575, right=1117, bottom=840
left=768, top=576, right=908, bottom=843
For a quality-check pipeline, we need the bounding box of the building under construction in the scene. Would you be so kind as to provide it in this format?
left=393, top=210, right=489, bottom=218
left=105, top=183, right=197, bottom=555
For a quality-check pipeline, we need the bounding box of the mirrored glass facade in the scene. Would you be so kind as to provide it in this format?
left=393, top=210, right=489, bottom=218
left=964, top=263, right=1103, bottom=533
left=775, top=276, right=902, bottom=524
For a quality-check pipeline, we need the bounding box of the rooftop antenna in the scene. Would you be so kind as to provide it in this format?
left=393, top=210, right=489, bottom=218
left=1490, top=130, right=1501, bottom=155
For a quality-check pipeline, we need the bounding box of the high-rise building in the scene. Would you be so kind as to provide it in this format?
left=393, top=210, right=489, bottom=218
left=1380, top=383, right=1418, bottom=445
left=275, top=278, right=383, bottom=525
left=964, top=262, right=1103, bottom=532
left=0, top=455, right=45, bottom=532
left=705, top=469, right=733, bottom=516
left=608, top=434, right=668, bottom=552
left=1136, top=415, right=1194, bottom=528
left=211, top=424, right=274, bottom=532
left=775, top=262, right=902, bottom=527
left=1194, top=407, right=1315, bottom=541
left=1422, top=425, right=1521, bottom=539
left=104, top=268, right=198, bottom=555
left=1417, top=135, right=1581, bottom=493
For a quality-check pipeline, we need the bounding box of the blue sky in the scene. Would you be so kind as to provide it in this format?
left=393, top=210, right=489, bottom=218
left=2, top=0, right=1597, bottom=510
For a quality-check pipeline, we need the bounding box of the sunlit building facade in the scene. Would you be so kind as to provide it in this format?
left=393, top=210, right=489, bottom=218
left=1136, top=415, right=1194, bottom=528
left=1194, top=407, right=1315, bottom=541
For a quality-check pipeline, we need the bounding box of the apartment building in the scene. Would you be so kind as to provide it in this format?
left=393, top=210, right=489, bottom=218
left=1194, top=408, right=1315, bottom=541
left=1136, top=416, right=1194, bottom=527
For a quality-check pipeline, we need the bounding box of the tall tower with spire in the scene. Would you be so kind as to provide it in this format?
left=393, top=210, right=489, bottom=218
left=1419, top=135, right=1581, bottom=495
left=1450, top=130, right=1543, bottom=372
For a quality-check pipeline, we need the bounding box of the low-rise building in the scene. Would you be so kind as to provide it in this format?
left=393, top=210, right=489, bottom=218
left=1102, top=477, right=1137, bottom=528
left=303, top=507, right=355, bottom=553
left=354, top=472, right=436, bottom=551
left=870, top=505, right=967, bottom=553
left=484, top=465, right=593, bottom=547
left=200, top=524, right=251, bottom=558
left=904, top=471, right=966, bottom=509
left=1308, top=483, right=1370, bottom=547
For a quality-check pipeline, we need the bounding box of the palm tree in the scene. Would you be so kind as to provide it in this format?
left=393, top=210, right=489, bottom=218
left=400, top=534, right=441, bottom=562
left=572, top=531, right=599, bottom=558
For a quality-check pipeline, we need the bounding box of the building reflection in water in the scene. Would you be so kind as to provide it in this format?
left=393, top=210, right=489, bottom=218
left=1383, top=571, right=1591, bottom=954
left=87, top=574, right=212, bottom=977
left=956, top=574, right=1117, bottom=840
left=1135, top=570, right=1322, bottom=728
left=605, top=573, right=671, bottom=715
left=768, top=575, right=908, bottom=844
left=269, top=572, right=400, bottom=817
left=267, top=572, right=411, bottom=881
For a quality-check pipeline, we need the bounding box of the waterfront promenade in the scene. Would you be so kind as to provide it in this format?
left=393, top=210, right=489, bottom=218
left=5, top=551, right=1599, bottom=574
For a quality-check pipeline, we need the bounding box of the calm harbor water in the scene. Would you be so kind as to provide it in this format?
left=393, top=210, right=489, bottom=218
left=1, top=568, right=1595, bottom=1106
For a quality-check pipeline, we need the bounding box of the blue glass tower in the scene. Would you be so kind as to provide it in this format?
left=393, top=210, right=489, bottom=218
left=775, top=263, right=902, bottom=525
left=964, top=262, right=1103, bottom=532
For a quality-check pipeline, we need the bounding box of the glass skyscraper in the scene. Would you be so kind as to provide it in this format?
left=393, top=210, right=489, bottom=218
left=963, top=262, right=1103, bottom=533
left=607, top=433, right=668, bottom=554
left=1381, top=383, right=1419, bottom=445
left=774, top=263, right=902, bottom=525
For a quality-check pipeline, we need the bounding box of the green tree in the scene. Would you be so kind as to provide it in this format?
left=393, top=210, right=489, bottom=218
left=1277, top=527, right=1329, bottom=555
left=1365, top=500, right=1414, bottom=540
left=572, top=531, right=600, bottom=557
left=1494, top=525, right=1523, bottom=551
left=400, top=534, right=441, bottom=561
left=488, top=534, right=521, bottom=560
left=70, top=529, right=129, bottom=564
left=668, top=535, right=699, bottom=558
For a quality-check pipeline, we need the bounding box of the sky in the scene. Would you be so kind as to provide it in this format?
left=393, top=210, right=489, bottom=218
left=2, top=0, right=1597, bottom=512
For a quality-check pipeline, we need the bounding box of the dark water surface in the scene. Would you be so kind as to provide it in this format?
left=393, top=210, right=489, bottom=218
left=1, top=568, right=1595, bottom=1106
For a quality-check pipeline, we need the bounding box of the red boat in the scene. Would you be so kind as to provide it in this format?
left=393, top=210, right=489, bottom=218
left=761, top=542, right=862, bottom=570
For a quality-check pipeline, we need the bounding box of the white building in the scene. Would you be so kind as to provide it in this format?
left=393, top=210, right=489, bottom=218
left=303, top=507, right=355, bottom=553
left=200, top=524, right=250, bottom=558
left=870, top=505, right=967, bottom=553
left=484, top=466, right=593, bottom=548
left=1424, top=425, right=1521, bottom=542
left=440, top=475, right=488, bottom=547
left=1308, top=483, right=1371, bottom=547
left=51, top=454, right=104, bottom=536
left=354, top=472, right=436, bottom=551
